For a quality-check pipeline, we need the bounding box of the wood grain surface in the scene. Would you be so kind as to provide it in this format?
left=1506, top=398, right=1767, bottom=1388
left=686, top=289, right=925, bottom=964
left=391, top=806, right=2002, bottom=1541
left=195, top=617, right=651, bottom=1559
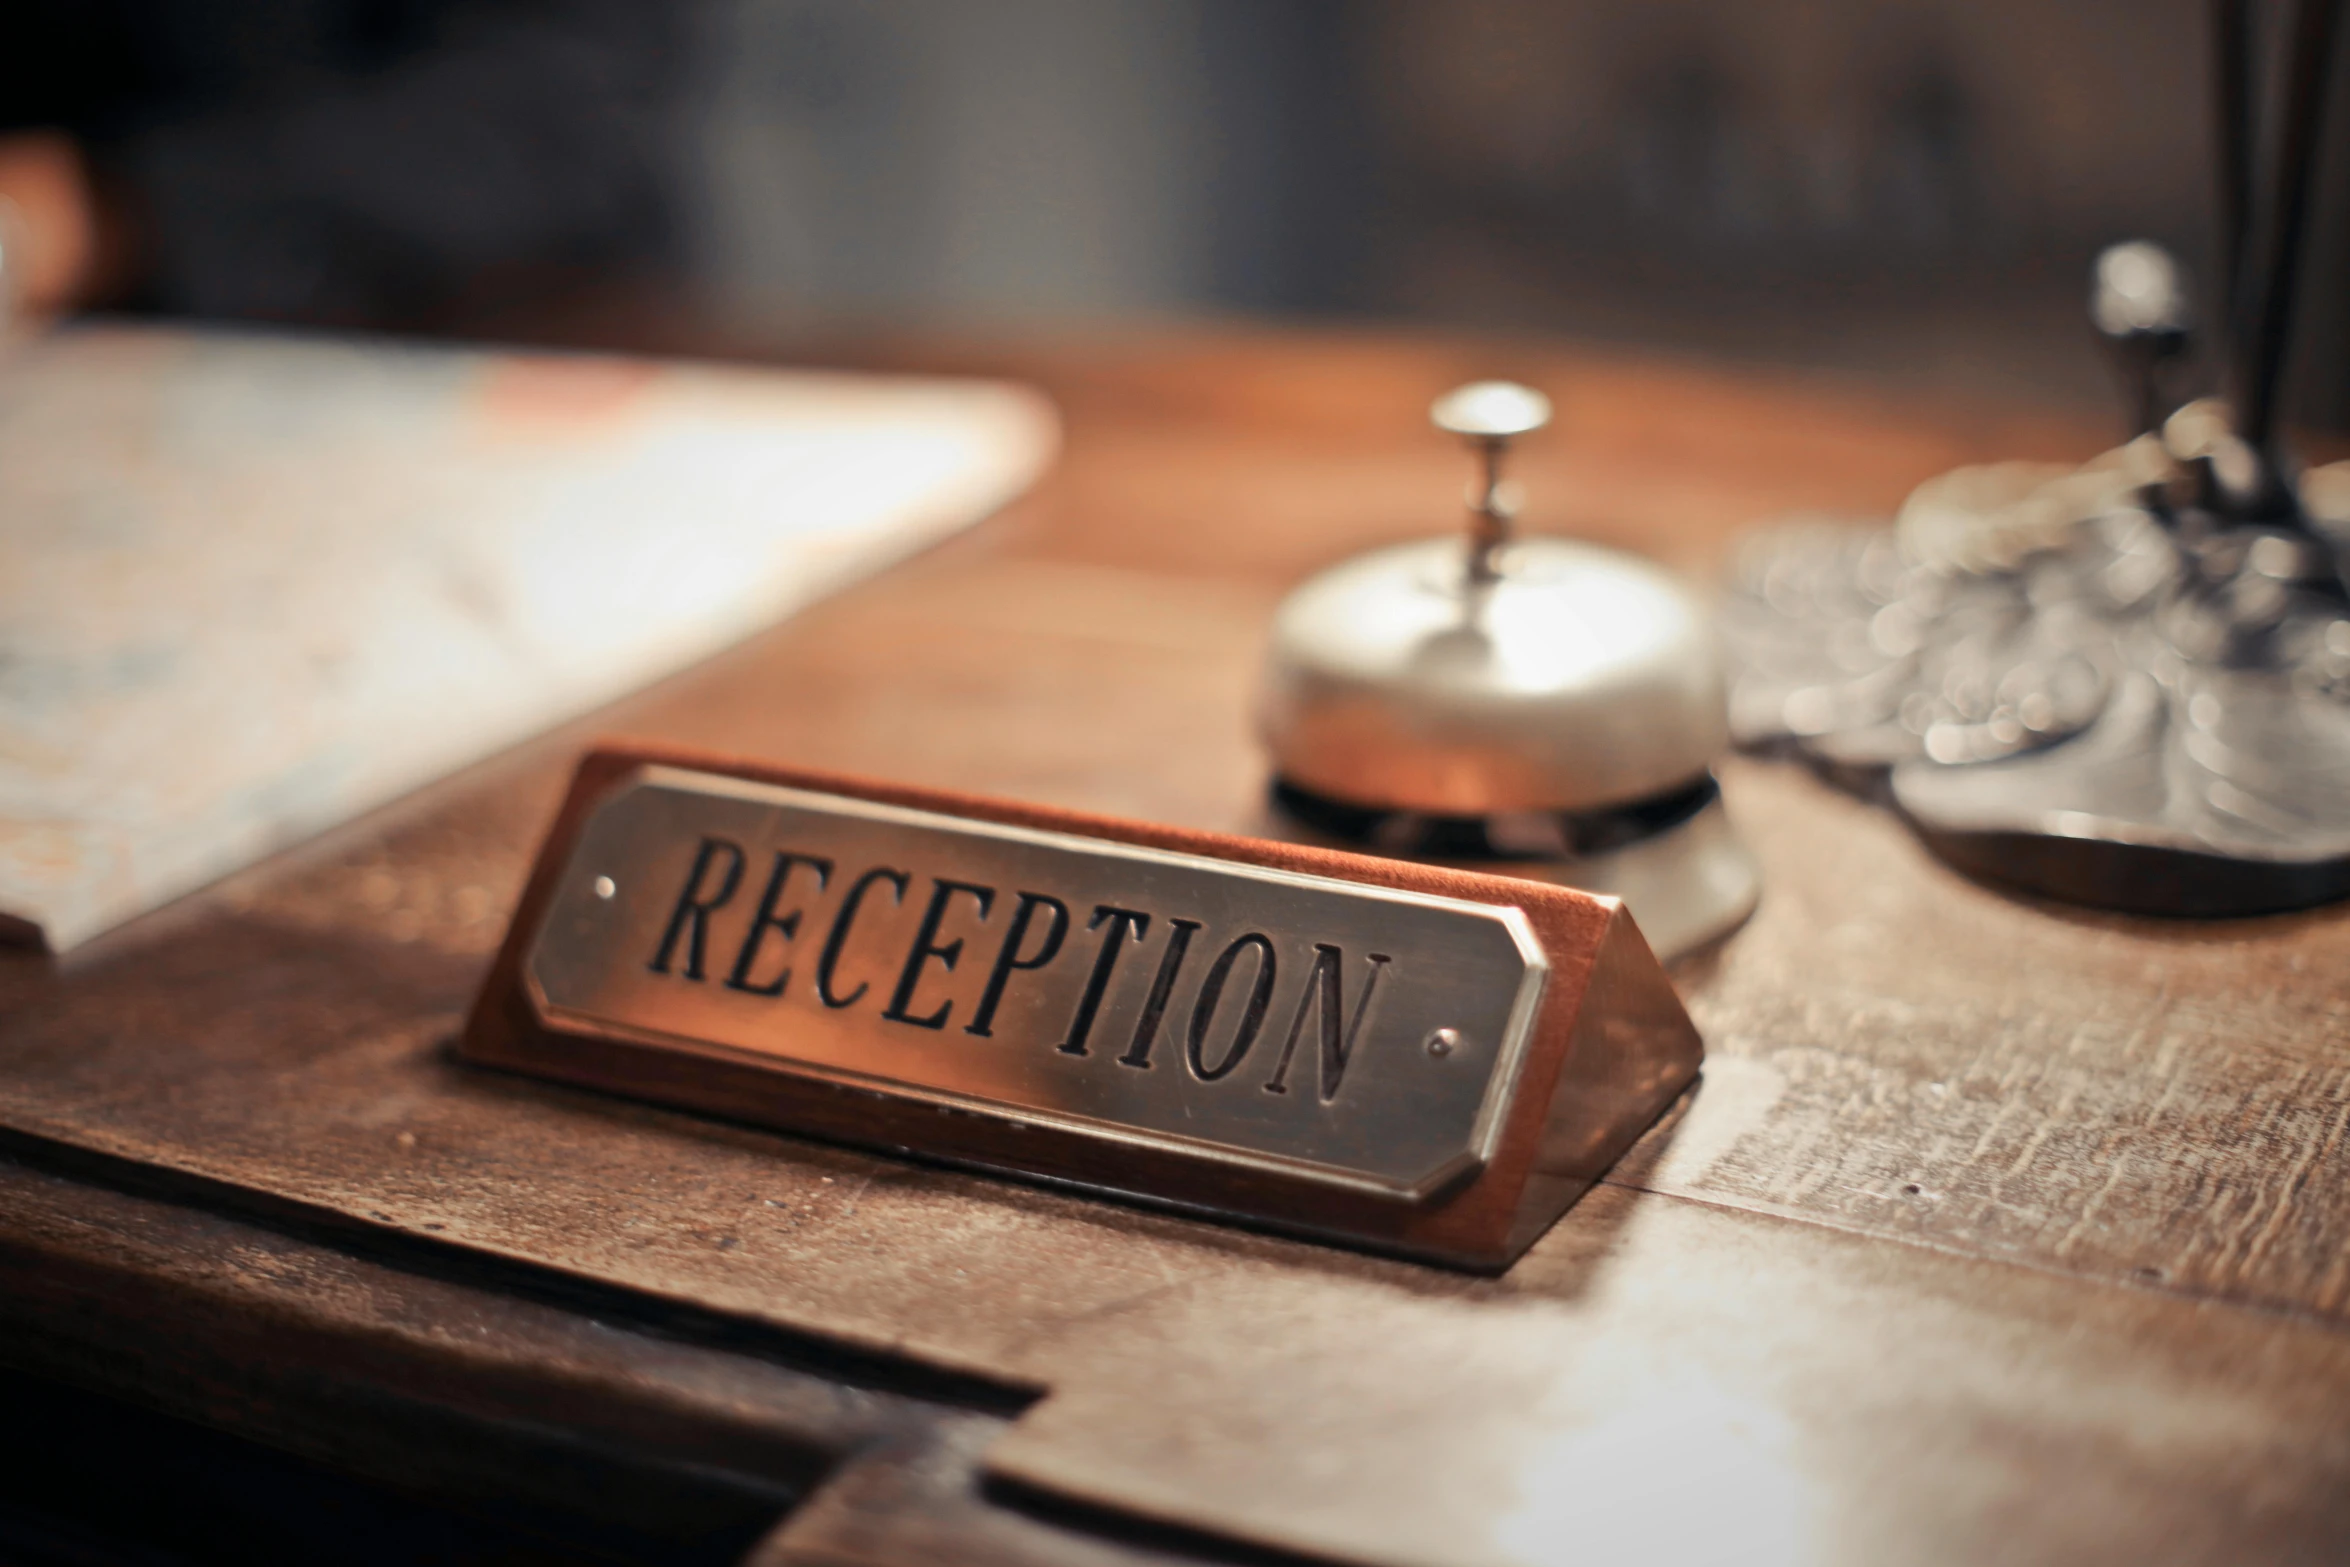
left=4, top=327, right=2348, bottom=1566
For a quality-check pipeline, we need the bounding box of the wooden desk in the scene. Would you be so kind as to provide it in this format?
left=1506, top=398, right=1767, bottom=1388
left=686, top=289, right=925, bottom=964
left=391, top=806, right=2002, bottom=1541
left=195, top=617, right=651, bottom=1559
left=5, top=330, right=2348, bottom=1566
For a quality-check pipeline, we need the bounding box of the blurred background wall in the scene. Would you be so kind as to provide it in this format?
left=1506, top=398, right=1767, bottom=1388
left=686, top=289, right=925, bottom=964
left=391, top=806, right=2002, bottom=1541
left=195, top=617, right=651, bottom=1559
left=679, top=0, right=2347, bottom=426
left=8, top=0, right=2340, bottom=426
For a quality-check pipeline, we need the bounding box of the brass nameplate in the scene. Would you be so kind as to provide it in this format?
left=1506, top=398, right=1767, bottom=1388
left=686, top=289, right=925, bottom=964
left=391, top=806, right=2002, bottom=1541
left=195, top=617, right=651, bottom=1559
left=466, top=747, right=1702, bottom=1270
left=528, top=767, right=1546, bottom=1199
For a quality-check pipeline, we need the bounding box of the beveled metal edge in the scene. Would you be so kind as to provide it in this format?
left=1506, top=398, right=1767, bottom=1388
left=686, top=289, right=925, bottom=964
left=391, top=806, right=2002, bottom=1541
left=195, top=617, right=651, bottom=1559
left=520, top=764, right=1552, bottom=1204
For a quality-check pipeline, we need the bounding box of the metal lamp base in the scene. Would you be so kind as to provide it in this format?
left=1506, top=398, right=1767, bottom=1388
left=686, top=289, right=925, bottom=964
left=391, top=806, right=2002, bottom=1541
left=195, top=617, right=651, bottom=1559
left=1890, top=666, right=2350, bottom=918
left=1723, top=442, right=2350, bottom=920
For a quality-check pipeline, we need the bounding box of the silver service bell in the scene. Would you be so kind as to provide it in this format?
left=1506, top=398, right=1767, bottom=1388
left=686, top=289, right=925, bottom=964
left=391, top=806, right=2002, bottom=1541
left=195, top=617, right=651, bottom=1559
left=1257, top=381, right=1758, bottom=961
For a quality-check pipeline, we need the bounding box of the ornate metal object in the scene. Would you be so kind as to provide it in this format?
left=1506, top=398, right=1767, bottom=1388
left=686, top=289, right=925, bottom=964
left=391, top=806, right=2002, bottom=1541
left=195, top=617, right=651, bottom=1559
left=1722, top=0, right=2350, bottom=916
left=465, top=747, right=1704, bottom=1270
left=1259, top=381, right=1759, bottom=959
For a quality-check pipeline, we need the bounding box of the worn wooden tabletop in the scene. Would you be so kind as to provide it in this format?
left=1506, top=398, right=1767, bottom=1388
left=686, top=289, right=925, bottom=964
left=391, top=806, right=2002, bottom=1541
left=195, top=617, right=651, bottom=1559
left=4, top=328, right=2349, bottom=1567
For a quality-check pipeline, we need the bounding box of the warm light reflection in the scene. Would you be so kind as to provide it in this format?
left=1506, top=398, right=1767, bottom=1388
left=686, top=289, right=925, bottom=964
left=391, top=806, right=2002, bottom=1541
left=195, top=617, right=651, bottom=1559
left=1489, top=1378, right=1819, bottom=1567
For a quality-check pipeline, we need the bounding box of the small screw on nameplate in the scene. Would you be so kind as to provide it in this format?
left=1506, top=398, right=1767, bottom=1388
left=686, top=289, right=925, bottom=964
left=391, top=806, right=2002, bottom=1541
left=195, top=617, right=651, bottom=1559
left=1427, top=1028, right=1461, bottom=1058
left=593, top=876, right=617, bottom=900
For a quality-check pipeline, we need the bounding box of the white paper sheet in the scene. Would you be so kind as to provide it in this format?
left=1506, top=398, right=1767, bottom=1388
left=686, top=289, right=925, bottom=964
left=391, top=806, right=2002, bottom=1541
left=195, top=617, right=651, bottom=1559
left=0, top=324, right=1057, bottom=951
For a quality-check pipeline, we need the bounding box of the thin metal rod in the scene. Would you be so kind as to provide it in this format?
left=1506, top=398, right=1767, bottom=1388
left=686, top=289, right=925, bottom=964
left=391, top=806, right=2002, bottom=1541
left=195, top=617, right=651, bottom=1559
left=2213, top=0, right=2255, bottom=322
left=1467, top=439, right=1508, bottom=583
left=2238, top=0, right=2342, bottom=454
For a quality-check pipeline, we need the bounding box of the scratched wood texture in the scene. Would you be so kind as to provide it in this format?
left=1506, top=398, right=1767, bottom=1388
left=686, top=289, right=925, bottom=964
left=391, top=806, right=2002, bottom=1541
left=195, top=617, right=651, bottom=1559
left=4, top=328, right=2350, bottom=1566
